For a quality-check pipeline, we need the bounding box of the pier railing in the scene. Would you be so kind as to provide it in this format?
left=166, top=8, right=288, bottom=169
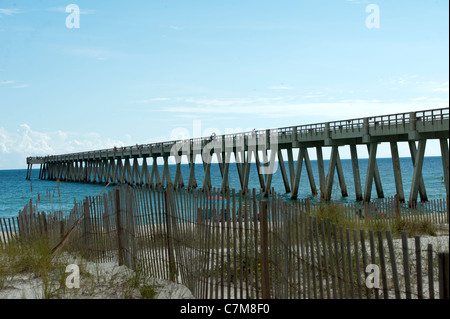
left=1, top=186, right=448, bottom=299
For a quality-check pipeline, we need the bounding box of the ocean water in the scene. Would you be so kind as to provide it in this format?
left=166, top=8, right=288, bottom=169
left=0, top=156, right=447, bottom=219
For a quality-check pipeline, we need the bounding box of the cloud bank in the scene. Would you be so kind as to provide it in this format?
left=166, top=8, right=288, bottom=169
left=0, top=124, right=130, bottom=169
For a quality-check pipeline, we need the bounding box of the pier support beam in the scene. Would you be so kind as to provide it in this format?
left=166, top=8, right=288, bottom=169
left=174, top=157, right=185, bottom=188
left=73, top=161, right=79, bottom=182
left=286, top=148, right=295, bottom=189
left=162, top=156, right=172, bottom=187
left=363, top=143, right=378, bottom=203
left=350, top=145, right=363, bottom=201
left=26, top=164, right=32, bottom=180
left=235, top=151, right=244, bottom=190
left=316, top=147, right=326, bottom=199
left=124, top=158, right=132, bottom=184
left=364, top=144, right=384, bottom=199
left=335, top=152, right=348, bottom=197
left=323, top=145, right=339, bottom=201
left=278, top=149, right=291, bottom=193
left=242, top=150, right=254, bottom=195
left=202, top=154, right=212, bottom=190
left=304, top=149, right=317, bottom=196
left=263, top=149, right=277, bottom=197
left=141, top=157, right=150, bottom=185
left=390, top=142, right=405, bottom=202
left=291, top=147, right=305, bottom=199
left=108, top=159, right=116, bottom=184
left=221, top=151, right=231, bottom=192
left=409, top=139, right=427, bottom=207
left=131, top=158, right=140, bottom=185
left=38, top=163, right=43, bottom=180
left=277, top=149, right=291, bottom=193
left=409, top=141, right=428, bottom=202
left=150, top=156, right=161, bottom=188
left=116, top=159, right=124, bottom=184
left=322, top=146, right=348, bottom=200
left=255, top=150, right=266, bottom=190
left=188, top=153, right=198, bottom=189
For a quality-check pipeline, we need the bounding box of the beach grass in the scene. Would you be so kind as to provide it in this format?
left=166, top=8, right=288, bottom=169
left=312, top=201, right=446, bottom=238
left=0, top=235, right=159, bottom=299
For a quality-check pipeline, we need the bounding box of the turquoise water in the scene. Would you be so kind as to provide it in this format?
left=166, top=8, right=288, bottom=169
left=0, top=156, right=446, bottom=219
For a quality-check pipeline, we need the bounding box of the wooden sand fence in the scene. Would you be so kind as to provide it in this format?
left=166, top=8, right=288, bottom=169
left=0, top=199, right=69, bottom=249
left=1, top=186, right=449, bottom=299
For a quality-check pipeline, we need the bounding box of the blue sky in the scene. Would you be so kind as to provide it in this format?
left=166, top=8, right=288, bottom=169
left=0, top=0, right=448, bottom=169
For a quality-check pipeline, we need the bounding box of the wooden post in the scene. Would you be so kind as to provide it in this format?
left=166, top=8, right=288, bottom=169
left=438, top=252, right=449, bottom=299
left=395, top=194, right=401, bottom=221
left=126, top=187, right=136, bottom=270
left=364, top=201, right=369, bottom=220
left=447, top=195, right=449, bottom=225
left=260, top=200, right=270, bottom=299
left=115, top=188, right=124, bottom=266
left=164, top=185, right=177, bottom=282
left=82, top=199, right=91, bottom=257
left=59, top=220, right=65, bottom=241
left=428, top=244, right=435, bottom=299
left=41, top=212, right=48, bottom=240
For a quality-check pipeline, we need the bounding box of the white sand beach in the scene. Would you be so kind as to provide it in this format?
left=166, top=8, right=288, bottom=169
left=0, top=254, right=194, bottom=299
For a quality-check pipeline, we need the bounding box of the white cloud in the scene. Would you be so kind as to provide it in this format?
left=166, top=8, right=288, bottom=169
left=46, top=7, right=95, bottom=14
left=132, top=97, right=171, bottom=104
left=432, top=81, right=449, bottom=92
left=0, top=80, right=15, bottom=85
left=412, top=97, right=428, bottom=101
left=0, top=8, right=20, bottom=16
left=169, top=25, right=185, bottom=30
left=268, top=85, right=295, bottom=90
left=183, top=96, right=284, bottom=107
left=303, top=94, right=323, bottom=99
left=379, top=74, right=419, bottom=87
left=55, top=45, right=110, bottom=60
left=11, top=84, right=29, bottom=89
left=0, top=80, right=28, bottom=88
